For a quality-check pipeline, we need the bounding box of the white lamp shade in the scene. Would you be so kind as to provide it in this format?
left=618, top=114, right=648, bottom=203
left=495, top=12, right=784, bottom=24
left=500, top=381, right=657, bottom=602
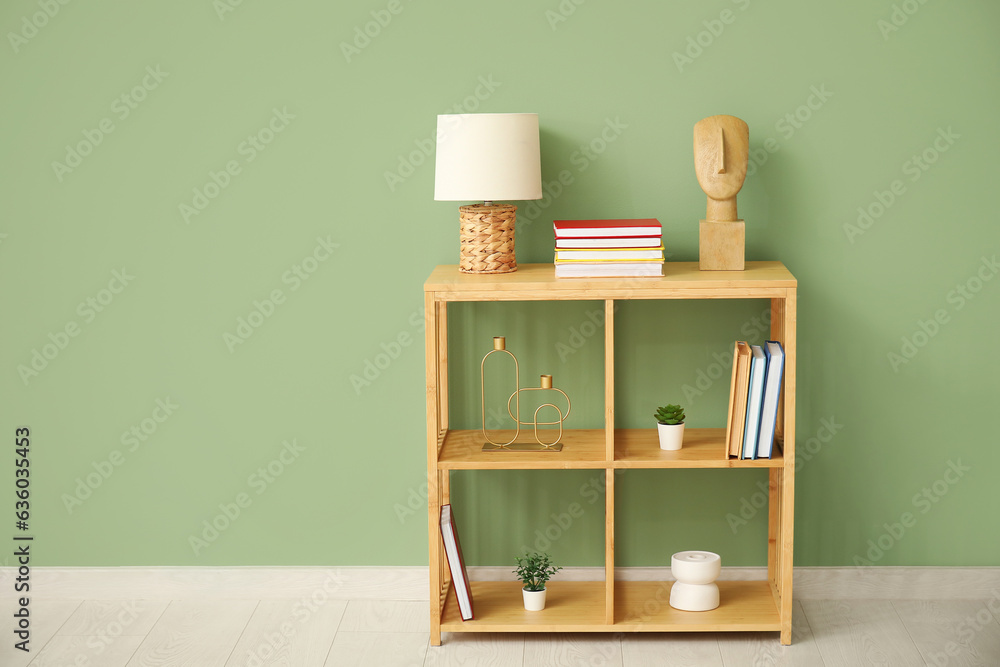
left=434, top=113, right=542, bottom=202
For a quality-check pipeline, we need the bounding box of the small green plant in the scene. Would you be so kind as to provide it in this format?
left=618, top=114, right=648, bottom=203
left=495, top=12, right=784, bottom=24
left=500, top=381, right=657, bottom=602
left=654, top=404, right=685, bottom=425
left=513, top=552, right=562, bottom=592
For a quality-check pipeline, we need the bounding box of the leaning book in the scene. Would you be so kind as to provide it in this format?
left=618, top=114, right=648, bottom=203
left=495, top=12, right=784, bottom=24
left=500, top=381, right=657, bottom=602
left=439, top=504, right=474, bottom=620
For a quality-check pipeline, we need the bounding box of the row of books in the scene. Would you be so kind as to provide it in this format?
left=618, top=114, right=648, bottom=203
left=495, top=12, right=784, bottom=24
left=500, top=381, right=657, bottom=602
left=553, top=218, right=665, bottom=278
left=725, top=340, right=785, bottom=459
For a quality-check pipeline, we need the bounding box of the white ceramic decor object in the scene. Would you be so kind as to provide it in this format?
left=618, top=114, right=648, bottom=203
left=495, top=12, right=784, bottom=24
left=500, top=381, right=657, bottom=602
left=657, top=422, right=684, bottom=450
left=522, top=588, right=546, bottom=611
left=669, top=551, right=721, bottom=611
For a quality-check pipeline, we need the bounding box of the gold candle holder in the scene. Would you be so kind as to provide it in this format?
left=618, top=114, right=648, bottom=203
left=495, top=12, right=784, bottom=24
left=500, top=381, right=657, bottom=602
left=481, top=337, right=519, bottom=447
left=480, top=338, right=570, bottom=452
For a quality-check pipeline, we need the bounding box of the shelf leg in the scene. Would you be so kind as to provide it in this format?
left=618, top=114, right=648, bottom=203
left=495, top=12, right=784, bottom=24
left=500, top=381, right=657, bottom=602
left=437, top=301, right=449, bottom=430
left=604, top=300, right=616, bottom=624
left=605, top=468, right=615, bottom=625
left=771, top=291, right=796, bottom=646
left=768, top=467, right=780, bottom=593
left=426, top=292, right=443, bottom=646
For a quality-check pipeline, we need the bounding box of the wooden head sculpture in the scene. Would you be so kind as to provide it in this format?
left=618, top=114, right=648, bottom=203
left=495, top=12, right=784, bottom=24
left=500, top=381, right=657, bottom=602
left=694, top=115, right=749, bottom=222
left=694, top=115, right=748, bottom=270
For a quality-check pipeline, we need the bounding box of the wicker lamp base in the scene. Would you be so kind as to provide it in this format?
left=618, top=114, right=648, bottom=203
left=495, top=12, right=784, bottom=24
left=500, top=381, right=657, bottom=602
left=459, top=204, right=517, bottom=274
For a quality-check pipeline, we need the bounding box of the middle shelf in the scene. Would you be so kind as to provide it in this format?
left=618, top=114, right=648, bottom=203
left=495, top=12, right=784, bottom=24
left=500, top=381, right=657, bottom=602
left=437, top=428, right=784, bottom=470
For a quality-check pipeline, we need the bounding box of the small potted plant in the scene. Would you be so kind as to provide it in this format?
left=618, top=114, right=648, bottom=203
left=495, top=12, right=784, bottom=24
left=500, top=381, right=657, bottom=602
left=654, top=404, right=685, bottom=450
left=514, top=551, right=562, bottom=611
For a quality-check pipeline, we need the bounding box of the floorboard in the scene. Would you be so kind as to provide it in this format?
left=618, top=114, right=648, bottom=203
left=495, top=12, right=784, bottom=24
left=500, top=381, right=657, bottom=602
left=0, top=599, right=81, bottom=667
left=716, top=600, right=826, bottom=666
left=802, top=599, right=924, bottom=667
left=225, top=598, right=347, bottom=667
left=338, top=599, right=429, bottom=633
left=324, top=632, right=428, bottom=667
left=26, top=635, right=143, bottom=667
left=894, top=599, right=1000, bottom=667
left=124, top=599, right=257, bottom=667
left=522, top=633, right=624, bottom=667
left=621, top=633, right=724, bottom=666
left=424, top=632, right=525, bottom=667
left=58, top=599, right=169, bottom=637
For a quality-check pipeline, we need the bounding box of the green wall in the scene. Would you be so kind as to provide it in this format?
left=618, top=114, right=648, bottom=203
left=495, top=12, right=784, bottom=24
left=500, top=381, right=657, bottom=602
left=1, top=0, right=997, bottom=568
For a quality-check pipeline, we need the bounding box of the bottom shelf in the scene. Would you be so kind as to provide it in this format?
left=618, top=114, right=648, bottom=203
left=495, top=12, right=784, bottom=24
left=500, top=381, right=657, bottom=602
left=440, top=580, right=780, bottom=633
left=615, top=580, right=780, bottom=632
left=442, top=581, right=605, bottom=632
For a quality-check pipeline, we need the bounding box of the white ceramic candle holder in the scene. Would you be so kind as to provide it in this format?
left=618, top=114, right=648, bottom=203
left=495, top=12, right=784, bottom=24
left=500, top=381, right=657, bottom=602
left=669, top=551, right=721, bottom=611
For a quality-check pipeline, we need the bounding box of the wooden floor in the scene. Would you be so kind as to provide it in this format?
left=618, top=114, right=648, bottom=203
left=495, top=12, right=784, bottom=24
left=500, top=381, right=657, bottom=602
left=3, top=596, right=999, bottom=666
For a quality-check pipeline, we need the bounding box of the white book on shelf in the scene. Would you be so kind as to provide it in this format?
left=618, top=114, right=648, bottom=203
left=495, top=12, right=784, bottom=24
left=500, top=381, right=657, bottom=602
left=755, top=341, right=785, bottom=459
left=555, top=262, right=663, bottom=278
left=555, top=247, right=664, bottom=261
left=439, top=504, right=474, bottom=621
left=742, top=345, right=767, bottom=460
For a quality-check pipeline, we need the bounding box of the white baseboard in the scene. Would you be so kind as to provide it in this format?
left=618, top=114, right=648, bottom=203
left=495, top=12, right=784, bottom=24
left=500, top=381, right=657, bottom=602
left=0, top=566, right=427, bottom=601
left=2, top=566, right=998, bottom=601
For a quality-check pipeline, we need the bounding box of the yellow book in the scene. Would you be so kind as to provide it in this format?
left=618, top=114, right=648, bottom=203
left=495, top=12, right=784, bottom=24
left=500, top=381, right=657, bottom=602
left=555, top=247, right=664, bottom=261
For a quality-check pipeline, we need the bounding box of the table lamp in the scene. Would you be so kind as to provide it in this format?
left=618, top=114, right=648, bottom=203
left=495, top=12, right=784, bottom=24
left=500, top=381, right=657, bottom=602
left=434, top=113, right=542, bottom=274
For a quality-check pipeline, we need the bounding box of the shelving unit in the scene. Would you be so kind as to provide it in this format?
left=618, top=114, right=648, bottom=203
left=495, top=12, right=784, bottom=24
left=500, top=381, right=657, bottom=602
left=424, top=262, right=796, bottom=646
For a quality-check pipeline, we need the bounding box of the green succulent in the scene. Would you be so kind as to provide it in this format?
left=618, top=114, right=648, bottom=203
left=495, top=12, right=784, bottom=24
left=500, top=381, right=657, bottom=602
left=513, top=552, right=562, bottom=592
left=654, top=404, right=685, bottom=425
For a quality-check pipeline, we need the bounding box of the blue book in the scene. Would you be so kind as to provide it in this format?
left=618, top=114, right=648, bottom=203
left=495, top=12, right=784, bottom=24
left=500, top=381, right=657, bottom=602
left=755, top=341, right=785, bottom=459
left=742, top=345, right=767, bottom=459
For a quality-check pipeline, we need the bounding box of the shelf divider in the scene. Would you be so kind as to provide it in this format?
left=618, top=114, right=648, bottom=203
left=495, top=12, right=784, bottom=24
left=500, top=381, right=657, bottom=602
left=604, top=468, right=615, bottom=624
left=604, top=299, right=615, bottom=461
left=604, top=299, right=616, bottom=624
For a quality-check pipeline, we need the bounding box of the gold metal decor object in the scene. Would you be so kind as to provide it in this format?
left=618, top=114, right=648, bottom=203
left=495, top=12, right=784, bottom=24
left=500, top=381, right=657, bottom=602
left=481, top=336, right=519, bottom=448
left=480, top=338, right=570, bottom=452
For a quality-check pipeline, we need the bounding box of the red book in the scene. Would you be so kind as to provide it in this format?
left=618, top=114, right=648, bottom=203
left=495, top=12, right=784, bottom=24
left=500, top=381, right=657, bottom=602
left=439, top=504, right=474, bottom=620
left=553, top=218, right=662, bottom=238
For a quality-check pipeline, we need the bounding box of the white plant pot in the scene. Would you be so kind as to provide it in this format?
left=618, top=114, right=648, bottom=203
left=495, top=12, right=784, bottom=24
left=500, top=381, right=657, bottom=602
left=522, top=587, right=546, bottom=611
left=657, top=422, right=684, bottom=450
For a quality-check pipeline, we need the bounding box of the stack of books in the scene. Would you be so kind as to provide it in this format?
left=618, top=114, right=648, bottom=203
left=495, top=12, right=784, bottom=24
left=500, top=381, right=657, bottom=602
left=553, top=219, right=664, bottom=278
left=725, top=340, right=785, bottom=459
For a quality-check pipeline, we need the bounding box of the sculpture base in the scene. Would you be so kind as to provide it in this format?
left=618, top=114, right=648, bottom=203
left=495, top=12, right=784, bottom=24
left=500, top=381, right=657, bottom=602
left=699, top=220, right=745, bottom=271
left=669, top=581, right=720, bottom=612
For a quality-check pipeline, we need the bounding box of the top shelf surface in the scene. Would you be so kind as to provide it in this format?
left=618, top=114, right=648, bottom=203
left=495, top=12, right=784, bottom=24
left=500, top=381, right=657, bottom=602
left=425, top=262, right=795, bottom=300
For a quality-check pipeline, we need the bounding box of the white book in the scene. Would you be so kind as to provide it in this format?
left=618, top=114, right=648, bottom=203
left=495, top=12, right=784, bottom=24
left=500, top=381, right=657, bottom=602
left=555, top=262, right=663, bottom=278
left=556, top=237, right=662, bottom=249
left=742, top=345, right=767, bottom=460
left=755, top=341, right=785, bottom=459
left=439, top=504, right=473, bottom=620
left=555, top=247, right=664, bottom=261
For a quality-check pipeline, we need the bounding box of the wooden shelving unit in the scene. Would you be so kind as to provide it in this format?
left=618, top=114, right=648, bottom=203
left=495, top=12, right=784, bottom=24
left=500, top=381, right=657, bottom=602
left=424, top=262, right=797, bottom=646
